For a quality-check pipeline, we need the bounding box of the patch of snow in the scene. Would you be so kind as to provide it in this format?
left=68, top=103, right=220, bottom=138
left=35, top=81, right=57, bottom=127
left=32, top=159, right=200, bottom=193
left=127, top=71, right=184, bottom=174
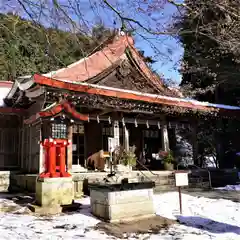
left=215, top=185, right=240, bottom=191
left=184, top=98, right=240, bottom=110
left=0, top=87, right=11, bottom=106
left=0, top=192, right=240, bottom=239
left=0, top=196, right=107, bottom=240
left=203, top=156, right=217, bottom=168
left=153, top=192, right=240, bottom=239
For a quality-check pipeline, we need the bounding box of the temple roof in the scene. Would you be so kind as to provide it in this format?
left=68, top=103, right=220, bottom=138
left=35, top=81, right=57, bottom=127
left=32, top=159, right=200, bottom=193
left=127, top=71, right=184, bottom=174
left=43, top=34, right=176, bottom=96
left=4, top=35, right=240, bottom=118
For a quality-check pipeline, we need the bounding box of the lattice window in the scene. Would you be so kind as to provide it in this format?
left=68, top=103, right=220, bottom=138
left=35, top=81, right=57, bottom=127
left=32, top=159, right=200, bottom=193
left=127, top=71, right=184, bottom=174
left=51, top=123, right=67, bottom=139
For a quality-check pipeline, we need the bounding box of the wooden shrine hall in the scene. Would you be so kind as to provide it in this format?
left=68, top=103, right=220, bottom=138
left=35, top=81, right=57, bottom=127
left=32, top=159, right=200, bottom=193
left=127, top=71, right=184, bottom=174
left=1, top=34, right=240, bottom=175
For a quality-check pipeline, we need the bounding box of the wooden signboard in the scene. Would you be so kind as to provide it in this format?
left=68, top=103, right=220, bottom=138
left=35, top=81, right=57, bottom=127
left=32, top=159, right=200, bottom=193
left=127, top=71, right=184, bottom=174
left=175, top=171, right=189, bottom=187
left=174, top=170, right=189, bottom=214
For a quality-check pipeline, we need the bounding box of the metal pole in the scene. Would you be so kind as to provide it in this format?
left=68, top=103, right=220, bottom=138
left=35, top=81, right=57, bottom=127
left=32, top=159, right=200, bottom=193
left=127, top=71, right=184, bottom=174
left=178, top=186, right=182, bottom=214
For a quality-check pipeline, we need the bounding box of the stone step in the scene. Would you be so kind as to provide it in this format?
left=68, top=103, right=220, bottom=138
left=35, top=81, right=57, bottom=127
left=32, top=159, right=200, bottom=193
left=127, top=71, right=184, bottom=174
left=188, top=182, right=210, bottom=189
left=154, top=185, right=177, bottom=192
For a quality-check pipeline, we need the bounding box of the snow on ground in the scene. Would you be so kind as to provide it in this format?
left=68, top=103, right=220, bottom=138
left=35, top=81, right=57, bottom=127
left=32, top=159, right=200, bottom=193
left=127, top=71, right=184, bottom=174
left=0, top=192, right=239, bottom=240
left=215, top=185, right=240, bottom=191
left=153, top=192, right=240, bottom=240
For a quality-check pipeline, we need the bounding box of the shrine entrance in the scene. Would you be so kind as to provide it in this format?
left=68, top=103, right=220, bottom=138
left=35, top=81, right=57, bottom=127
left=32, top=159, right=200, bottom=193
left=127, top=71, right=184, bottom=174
left=72, top=124, right=85, bottom=167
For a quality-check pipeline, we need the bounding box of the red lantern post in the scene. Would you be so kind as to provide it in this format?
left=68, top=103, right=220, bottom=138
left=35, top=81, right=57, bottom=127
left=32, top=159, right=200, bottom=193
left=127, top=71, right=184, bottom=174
left=39, top=138, right=71, bottom=178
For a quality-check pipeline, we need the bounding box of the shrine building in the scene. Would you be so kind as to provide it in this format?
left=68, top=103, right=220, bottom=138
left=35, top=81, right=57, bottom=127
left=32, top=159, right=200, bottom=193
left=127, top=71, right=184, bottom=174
left=0, top=34, right=240, bottom=193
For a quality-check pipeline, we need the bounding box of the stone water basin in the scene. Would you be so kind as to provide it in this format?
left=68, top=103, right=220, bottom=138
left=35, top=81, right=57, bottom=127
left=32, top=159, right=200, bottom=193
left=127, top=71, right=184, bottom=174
left=88, top=181, right=155, bottom=222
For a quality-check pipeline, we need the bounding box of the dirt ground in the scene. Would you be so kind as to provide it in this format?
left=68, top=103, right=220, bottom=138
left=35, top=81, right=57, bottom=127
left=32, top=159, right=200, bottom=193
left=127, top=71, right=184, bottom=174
left=93, top=215, right=177, bottom=239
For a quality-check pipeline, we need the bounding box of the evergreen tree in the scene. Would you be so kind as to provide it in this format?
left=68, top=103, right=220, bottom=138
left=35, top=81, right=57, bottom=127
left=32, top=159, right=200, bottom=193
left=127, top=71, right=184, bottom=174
left=176, top=0, right=240, bottom=168
left=177, top=0, right=240, bottom=105
left=0, top=13, right=113, bottom=80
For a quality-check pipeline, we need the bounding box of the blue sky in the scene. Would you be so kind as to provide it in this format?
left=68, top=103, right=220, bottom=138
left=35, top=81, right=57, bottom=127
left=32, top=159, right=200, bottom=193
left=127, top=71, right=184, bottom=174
left=1, top=0, right=183, bottom=84
left=82, top=1, right=183, bottom=84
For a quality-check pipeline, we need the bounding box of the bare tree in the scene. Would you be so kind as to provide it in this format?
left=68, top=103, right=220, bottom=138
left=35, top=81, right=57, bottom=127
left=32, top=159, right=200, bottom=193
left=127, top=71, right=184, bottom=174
left=0, top=1, right=182, bottom=70
left=1, top=0, right=240, bottom=83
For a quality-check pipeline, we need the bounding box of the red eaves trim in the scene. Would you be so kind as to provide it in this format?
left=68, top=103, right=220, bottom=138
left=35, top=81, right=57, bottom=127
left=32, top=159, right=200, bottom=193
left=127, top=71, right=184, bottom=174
left=0, top=81, right=13, bottom=88
left=33, top=74, right=217, bottom=112
left=0, top=107, right=25, bottom=114
left=24, top=101, right=89, bottom=124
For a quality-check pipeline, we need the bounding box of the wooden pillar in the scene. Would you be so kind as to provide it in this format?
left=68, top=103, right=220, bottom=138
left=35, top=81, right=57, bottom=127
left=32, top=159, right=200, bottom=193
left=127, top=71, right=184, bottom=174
left=161, top=120, right=170, bottom=151
left=123, top=126, right=129, bottom=151
left=28, top=126, right=32, bottom=173
left=67, top=126, right=73, bottom=172
left=39, top=144, right=44, bottom=173
left=39, top=126, right=44, bottom=173
left=49, top=143, right=57, bottom=177
left=113, top=120, right=120, bottom=147
left=192, top=121, right=199, bottom=166
left=20, top=126, right=24, bottom=171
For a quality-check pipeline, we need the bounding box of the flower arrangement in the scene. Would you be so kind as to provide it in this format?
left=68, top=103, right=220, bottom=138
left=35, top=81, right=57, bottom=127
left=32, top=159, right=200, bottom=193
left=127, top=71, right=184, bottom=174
left=159, top=150, right=175, bottom=170
left=114, top=145, right=137, bottom=167
left=159, top=150, right=174, bottom=163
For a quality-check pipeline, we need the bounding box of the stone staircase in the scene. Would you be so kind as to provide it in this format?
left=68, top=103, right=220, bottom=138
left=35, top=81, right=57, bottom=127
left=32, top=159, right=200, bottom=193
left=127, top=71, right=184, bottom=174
left=137, top=170, right=211, bottom=193
left=144, top=168, right=239, bottom=193
left=73, top=169, right=213, bottom=196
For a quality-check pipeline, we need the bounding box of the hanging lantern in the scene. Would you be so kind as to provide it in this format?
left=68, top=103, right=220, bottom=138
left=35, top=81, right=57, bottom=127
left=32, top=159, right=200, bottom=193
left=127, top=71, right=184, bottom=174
left=97, top=115, right=100, bottom=123
left=108, top=116, right=111, bottom=124
left=157, top=122, right=161, bottom=129
left=146, top=120, right=149, bottom=128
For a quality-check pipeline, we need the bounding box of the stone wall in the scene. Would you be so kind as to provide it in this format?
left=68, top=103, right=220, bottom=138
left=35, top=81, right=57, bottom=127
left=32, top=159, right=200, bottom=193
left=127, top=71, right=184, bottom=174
left=6, top=168, right=239, bottom=196
left=0, top=171, right=10, bottom=191
left=8, top=173, right=38, bottom=193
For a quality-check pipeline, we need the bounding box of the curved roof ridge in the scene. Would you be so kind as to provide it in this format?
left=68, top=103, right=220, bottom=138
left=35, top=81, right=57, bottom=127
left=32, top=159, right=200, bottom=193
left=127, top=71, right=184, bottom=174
left=43, top=35, right=131, bottom=82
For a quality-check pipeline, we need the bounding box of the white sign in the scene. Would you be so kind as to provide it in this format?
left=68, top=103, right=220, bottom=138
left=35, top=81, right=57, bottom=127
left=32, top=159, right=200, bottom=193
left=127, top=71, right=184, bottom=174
left=108, top=137, right=118, bottom=153
left=175, top=172, right=189, bottom=187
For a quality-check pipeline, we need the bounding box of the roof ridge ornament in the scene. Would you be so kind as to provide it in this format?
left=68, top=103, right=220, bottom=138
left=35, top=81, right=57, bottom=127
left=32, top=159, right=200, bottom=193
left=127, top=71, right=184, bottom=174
left=118, top=28, right=125, bottom=36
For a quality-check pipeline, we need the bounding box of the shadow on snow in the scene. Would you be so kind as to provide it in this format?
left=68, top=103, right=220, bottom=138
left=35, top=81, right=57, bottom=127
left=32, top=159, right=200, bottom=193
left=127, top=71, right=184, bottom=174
left=176, top=215, right=240, bottom=235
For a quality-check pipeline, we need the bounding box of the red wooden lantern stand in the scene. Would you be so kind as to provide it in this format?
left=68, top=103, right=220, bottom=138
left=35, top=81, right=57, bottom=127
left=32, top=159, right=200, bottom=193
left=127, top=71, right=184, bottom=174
left=39, top=138, right=71, bottom=178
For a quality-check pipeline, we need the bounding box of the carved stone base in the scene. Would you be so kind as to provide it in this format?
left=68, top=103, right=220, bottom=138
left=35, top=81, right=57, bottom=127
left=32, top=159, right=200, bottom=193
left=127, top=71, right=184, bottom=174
left=36, top=177, right=74, bottom=207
